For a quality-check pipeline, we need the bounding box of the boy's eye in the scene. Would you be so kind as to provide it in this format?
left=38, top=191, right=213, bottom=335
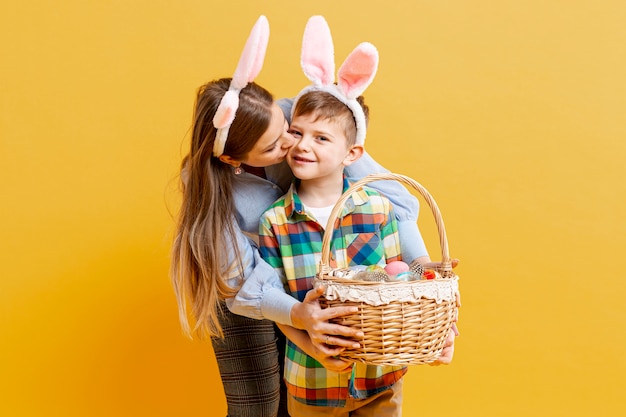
left=288, top=129, right=302, bottom=138
left=317, top=136, right=329, bottom=142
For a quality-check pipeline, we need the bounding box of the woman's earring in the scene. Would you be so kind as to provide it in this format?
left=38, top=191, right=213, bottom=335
left=234, top=165, right=243, bottom=175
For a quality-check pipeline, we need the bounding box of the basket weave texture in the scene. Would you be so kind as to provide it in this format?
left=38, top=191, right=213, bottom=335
left=315, top=173, right=459, bottom=366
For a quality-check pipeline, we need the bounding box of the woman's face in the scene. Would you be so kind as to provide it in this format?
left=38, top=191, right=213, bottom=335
left=241, top=103, right=295, bottom=167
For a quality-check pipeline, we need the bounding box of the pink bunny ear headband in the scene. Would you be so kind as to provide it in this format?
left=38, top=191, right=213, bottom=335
left=291, top=15, right=379, bottom=146
left=212, top=15, right=270, bottom=157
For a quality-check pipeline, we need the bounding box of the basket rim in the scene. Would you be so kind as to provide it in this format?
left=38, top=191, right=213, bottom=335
left=318, top=173, right=452, bottom=275
left=315, top=274, right=458, bottom=286
left=314, top=273, right=459, bottom=306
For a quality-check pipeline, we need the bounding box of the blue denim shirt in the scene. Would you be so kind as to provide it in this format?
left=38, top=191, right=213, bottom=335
left=226, top=99, right=428, bottom=325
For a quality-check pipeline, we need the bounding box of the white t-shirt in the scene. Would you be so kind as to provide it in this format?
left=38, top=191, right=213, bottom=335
left=305, top=204, right=335, bottom=230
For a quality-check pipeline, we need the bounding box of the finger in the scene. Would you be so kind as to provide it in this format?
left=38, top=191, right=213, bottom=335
left=431, top=345, right=454, bottom=365
left=445, top=328, right=456, bottom=346
left=452, top=323, right=460, bottom=337
left=323, top=358, right=353, bottom=373
left=303, top=285, right=325, bottom=303
left=435, top=331, right=457, bottom=365
left=325, top=335, right=361, bottom=349
left=435, top=353, right=452, bottom=365
left=422, top=259, right=460, bottom=270
left=315, top=343, right=346, bottom=356
left=323, top=323, right=363, bottom=339
left=319, top=305, right=359, bottom=321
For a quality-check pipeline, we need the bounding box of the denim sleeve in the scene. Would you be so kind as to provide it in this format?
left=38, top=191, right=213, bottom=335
left=225, top=227, right=297, bottom=325
left=277, top=97, right=294, bottom=122
left=344, top=151, right=429, bottom=261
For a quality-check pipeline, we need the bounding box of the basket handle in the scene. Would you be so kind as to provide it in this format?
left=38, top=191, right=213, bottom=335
left=319, top=173, right=451, bottom=275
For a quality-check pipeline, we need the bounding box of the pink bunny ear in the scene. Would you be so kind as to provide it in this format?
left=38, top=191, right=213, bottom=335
left=292, top=16, right=378, bottom=146
left=337, top=42, right=379, bottom=99
left=213, top=15, right=270, bottom=156
left=213, top=90, right=239, bottom=130
left=231, top=15, right=270, bottom=89
left=300, top=15, right=335, bottom=86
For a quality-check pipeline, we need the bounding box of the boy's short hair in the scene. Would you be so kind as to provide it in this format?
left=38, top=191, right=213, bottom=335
left=292, top=90, right=369, bottom=147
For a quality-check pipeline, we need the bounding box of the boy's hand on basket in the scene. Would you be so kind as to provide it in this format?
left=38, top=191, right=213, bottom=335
left=276, top=324, right=353, bottom=373
left=291, top=285, right=364, bottom=351
left=430, top=323, right=460, bottom=365
left=309, top=345, right=354, bottom=374
left=420, top=258, right=460, bottom=366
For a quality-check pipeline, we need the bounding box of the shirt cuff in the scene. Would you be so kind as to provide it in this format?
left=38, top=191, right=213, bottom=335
left=260, top=287, right=298, bottom=326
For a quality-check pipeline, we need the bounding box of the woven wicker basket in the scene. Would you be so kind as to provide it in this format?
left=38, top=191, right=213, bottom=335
left=315, top=173, right=459, bottom=366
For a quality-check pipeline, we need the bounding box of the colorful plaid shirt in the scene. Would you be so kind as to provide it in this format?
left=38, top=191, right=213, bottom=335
left=259, top=177, right=407, bottom=407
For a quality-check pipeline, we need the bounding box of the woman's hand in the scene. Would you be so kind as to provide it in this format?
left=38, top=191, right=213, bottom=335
left=290, top=285, right=363, bottom=352
left=420, top=258, right=460, bottom=271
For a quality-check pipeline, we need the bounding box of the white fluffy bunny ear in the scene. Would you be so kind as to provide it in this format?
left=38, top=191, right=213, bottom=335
left=300, top=15, right=335, bottom=86
left=337, top=42, right=378, bottom=99
left=213, top=15, right=270, bottom=157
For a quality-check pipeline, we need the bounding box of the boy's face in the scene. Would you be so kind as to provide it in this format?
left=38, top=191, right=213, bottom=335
left=287, top=113, right=363, bottom=181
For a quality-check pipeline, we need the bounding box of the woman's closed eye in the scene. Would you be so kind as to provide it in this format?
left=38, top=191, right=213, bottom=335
left=264, top=142, right=278, bottom=152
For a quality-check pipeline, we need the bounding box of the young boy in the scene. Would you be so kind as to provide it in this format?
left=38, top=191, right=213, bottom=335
left=258, top=90, right=407, bottom=416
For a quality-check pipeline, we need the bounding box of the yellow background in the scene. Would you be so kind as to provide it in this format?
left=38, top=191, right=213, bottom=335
left=2, top=1, right=625, bottom=416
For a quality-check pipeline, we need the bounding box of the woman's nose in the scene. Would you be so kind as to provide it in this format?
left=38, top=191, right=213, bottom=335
left=281, top=131, right=295, bottom=149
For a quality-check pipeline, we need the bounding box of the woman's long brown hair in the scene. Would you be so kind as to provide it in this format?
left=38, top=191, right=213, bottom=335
left=170, top=78, right=273, bottom=338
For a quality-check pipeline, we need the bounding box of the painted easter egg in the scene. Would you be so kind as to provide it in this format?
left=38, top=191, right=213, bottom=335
left=384, top=261, right=410, bottom=276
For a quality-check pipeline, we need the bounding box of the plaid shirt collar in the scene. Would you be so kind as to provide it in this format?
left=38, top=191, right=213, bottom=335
left=283, top=176, right=371, bottom=220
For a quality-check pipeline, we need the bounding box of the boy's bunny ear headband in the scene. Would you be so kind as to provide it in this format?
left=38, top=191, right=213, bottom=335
left=212, top=15, right=270, bottom=157
left=291, top=15, right=379, bottom=146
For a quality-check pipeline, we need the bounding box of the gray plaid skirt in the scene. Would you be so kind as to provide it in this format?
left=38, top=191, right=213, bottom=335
left=211, top=303, right=288, bottom=417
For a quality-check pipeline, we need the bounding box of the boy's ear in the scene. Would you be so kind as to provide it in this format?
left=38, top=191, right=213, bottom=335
left=342, top=145, right=364, bottom=167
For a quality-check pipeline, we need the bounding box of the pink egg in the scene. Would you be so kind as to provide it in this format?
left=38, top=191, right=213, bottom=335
left=384, top=261, right=409, bottom=275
